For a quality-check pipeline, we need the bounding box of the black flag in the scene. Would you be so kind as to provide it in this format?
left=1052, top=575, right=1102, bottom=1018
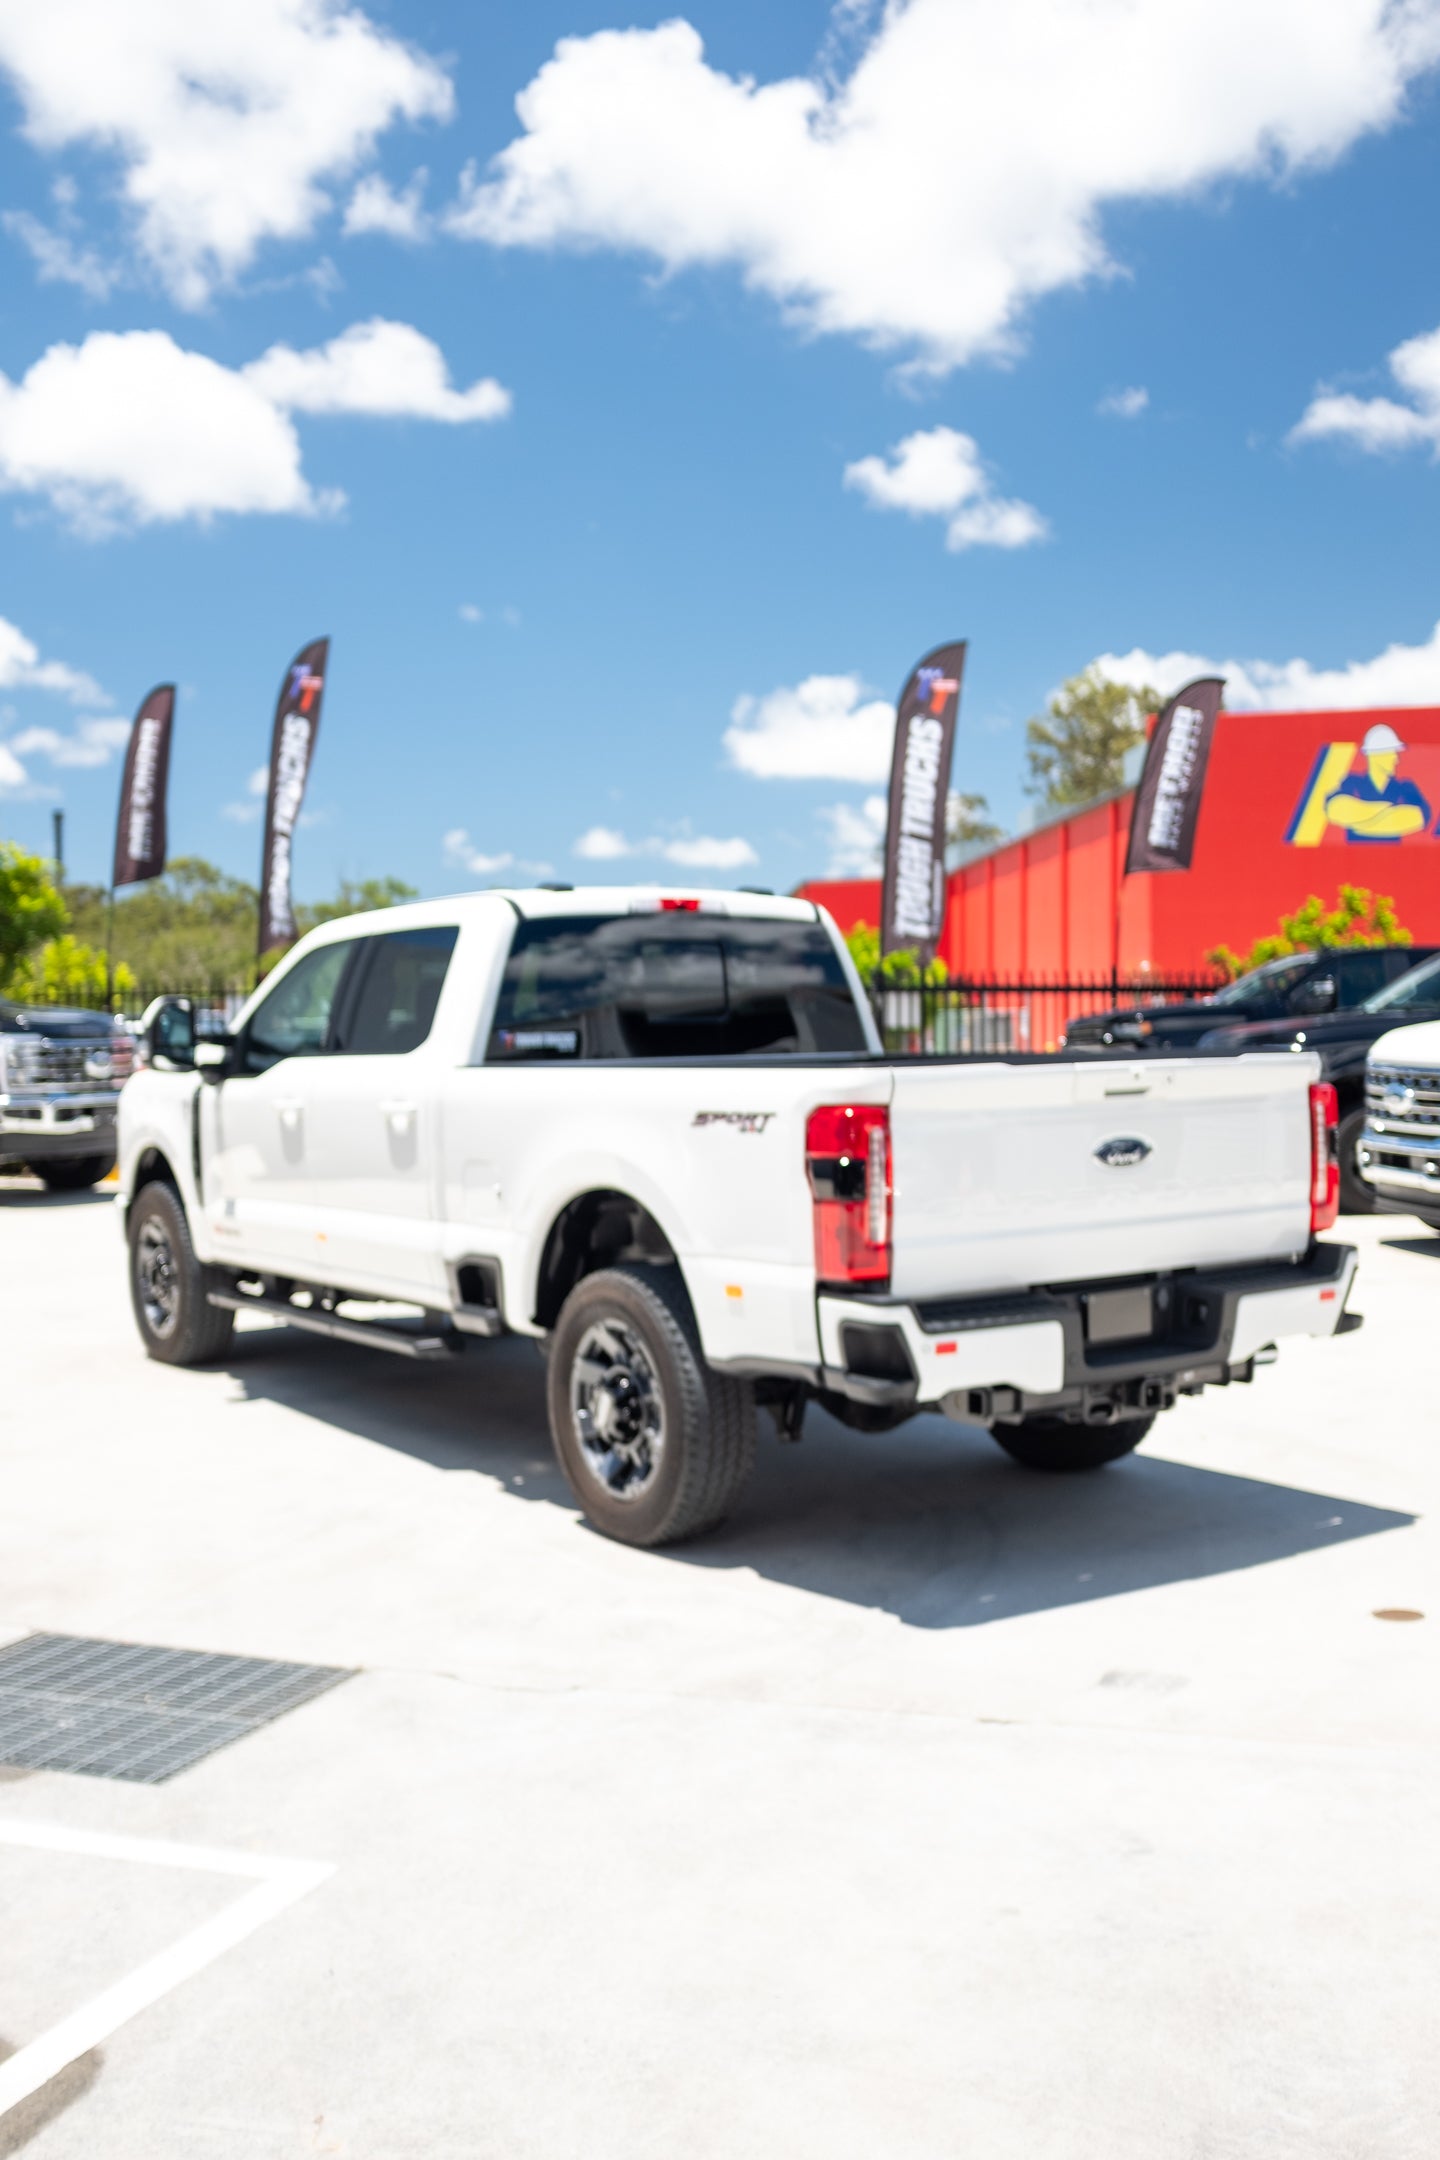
left=1124, top=676, right=1224, bottom=875
left=112, top=684, right=175, bottom=888
left=880, top=641, right=966, bottom=961
left=259, top=637, right=329, bottom=955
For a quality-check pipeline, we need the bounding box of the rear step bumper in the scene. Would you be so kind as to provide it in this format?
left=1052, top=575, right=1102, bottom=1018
left=817, top=1241, right=1359, bottom=1419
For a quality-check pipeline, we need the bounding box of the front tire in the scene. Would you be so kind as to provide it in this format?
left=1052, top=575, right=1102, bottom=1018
left=547, top=1265, right=756, bottom=1547
left=33, top=1153, right=115, bottom=1191
left=991, top=1412, right=1156, bottom=1473
left=127, top=1180, right=235, bottom=1366
left=1336, top=1107, right=1375, bottom=1215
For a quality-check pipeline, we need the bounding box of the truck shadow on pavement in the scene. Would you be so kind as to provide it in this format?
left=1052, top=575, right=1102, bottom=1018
left=223, top=1327, right=1413, bottom=1631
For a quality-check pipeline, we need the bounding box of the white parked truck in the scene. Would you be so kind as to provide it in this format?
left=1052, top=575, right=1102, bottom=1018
left=119, top=888, right=1360, bottom=1545
left=1359, top=1000, right=1440, bottom=1229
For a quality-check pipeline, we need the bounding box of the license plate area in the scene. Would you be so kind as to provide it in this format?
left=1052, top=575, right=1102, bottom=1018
left=1084, top=1285, right=1154, bottom=1345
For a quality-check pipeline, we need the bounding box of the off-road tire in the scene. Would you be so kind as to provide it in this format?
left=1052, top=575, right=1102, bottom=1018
left=991, top=1412, right=1156, bottom=1473
left=1336, top=1107, right=1375, bottom=1215
left=547, top=1264, right=756, bottom=1547
left=34, top=1153, right=115, bottom=1191
left=127, top=1179, right=235, bottom=1366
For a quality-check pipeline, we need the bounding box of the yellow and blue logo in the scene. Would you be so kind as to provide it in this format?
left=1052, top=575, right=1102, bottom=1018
left=1286, top=724, right=1440, bottom=846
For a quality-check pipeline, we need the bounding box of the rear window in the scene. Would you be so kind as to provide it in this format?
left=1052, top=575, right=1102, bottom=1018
left=487, top=913, right=867, bottom=1060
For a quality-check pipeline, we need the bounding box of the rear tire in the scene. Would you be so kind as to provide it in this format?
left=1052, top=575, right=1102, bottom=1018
left=33, top=1154, right=114, bottom=1191
left=1336, top=1107, right=1375, bottom=1215
left=547, top=1264, right=756, bottom=1547
left=991, top=1412, right=1156, bottom=1473
left=127, top=1180, right=235, bottom=1366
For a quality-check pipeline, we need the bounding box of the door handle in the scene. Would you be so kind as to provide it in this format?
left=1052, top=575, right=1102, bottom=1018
left=274, top=1097, right=303, bottom=1128
left=380, top=1099, right=417, bottom=1130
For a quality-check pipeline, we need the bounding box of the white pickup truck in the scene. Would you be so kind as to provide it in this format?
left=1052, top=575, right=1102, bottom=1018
left=119, top=887, right=1359, bottom=1546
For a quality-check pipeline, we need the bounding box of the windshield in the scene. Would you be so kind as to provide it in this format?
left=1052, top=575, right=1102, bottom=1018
left=1363, top=950, right=1440, bottom=1012
left=1209, top=954, right=1315, bottom=1008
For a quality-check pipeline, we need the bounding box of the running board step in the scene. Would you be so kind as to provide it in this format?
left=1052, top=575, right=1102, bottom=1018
left=207, top=1291, right=461, bottom=1360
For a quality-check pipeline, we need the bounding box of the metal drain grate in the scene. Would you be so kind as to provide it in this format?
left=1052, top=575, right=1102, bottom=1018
left=0, top=1633, right=351, bottom=1784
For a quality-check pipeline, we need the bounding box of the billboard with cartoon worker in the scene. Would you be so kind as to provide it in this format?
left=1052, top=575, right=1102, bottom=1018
left=1287, top=722, right=1440, bottom=847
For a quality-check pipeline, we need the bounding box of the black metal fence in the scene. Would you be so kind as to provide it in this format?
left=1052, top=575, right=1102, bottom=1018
left=16, top=969, right=1227, bottom=1055
left=869, top=973, right=1225, bottom=1055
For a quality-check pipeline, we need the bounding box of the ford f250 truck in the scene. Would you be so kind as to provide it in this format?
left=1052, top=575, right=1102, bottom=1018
left=118, top=889, right=1359, bottom=1546
left=1, top=998, right=132, bottom=1189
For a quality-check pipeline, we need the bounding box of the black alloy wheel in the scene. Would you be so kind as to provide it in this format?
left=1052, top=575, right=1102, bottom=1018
left=547, top=1264, right=756, bottom=1547
left=127, top=1180, right=235, bottom=1366
left=991, top=1412, right=1156, bottom=1473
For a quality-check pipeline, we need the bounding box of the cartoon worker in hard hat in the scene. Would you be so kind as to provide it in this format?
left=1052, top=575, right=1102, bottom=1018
left=1324, top=723, right=1432, bottom=840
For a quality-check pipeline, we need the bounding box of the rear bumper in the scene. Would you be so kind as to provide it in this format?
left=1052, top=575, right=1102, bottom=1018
left=816, top=1241, right=1359, bottom=1417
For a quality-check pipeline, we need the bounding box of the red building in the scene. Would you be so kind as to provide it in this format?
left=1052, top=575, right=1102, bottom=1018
left=800, top=704, right=1440, bottom=975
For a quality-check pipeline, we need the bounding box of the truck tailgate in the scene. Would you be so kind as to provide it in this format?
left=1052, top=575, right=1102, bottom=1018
left=887, top=1053, right=1317, bottom=1299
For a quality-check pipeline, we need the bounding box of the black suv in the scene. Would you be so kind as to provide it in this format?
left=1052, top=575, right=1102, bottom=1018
left=1063, top=947, right=1436, bottom=1054
left=1197, top=948, right=1440, bottom=1212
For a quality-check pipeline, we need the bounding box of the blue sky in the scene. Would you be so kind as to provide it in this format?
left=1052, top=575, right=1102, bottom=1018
left=3, top=0, right=1440, bottom=899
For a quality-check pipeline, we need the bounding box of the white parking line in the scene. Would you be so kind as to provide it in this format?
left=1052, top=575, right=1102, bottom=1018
left=0, top=1818, right=333, bottom=2121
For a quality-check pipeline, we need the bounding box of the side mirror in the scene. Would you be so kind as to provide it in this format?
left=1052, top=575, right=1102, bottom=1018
left=1291, top=976, right=1336, bottom=1014
left=142, top=995, right=196, bottom=1072
left=194, top=1039, right=235, bottom=1084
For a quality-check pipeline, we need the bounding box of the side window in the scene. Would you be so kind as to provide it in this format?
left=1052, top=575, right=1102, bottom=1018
left=244, top=942, right=354, bottom=1072
left=338, top=927, right=459, bottom=1055
left=1332, top=951, right=1390, bottom=1005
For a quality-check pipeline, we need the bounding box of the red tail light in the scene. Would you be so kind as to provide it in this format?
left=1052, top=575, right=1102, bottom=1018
left=805, top=1104, right=891, bottom=1286
left=1309, top=1081, right=1339, bottom=1233
left=659, top=897, right=701, bottom=911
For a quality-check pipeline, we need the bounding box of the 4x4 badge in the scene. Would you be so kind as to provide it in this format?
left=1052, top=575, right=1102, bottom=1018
left=1094, top=1136, right=1152, bottom=1168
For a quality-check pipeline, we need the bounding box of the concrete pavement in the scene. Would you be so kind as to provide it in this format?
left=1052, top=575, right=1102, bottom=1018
left=0, top=1184, right=1436, bottom=2157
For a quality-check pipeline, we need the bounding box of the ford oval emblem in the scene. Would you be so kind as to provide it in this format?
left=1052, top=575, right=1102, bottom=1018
left=1095, top=1135, right=1152, bottom=1168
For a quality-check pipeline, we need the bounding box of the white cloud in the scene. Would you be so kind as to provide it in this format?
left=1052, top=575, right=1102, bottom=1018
left=221, top=766, right=271, bottom=823
left=572, top=825, right=758, bottom=869
left=458, top=603, right=484, bottom=623
left=817, top=794, right=886, bottom=877
left=1291, top=323, right=1440, bottom=454
left=443, top=828, right=552, bottom=879
left=9, top=714, right=130, bottom=767
left=0, top=0, right=453, bottom=305
left=0, top=614, right=105, bottom=703
left=843, top=427, right=1047, bottom=550
left=1093, top=619, right=1440, bottom=710
left=447, top=5, right=1440, bottom=373
left=1098, top=385, right=1148, bottom=419
left=724, top=673, right=895, bottom=782
left=344, top=169, right=429, bottom=242
left=3, top=208, right=117, bottom=298
left=573, top=825, right=631, bottom=861
left=0, top=322, right=509, bottom=533
left=0, top=330, right=319, bottom=531
left=0, top=741, right=27, bottom=791
left=245, top=318, right=511, bottom=423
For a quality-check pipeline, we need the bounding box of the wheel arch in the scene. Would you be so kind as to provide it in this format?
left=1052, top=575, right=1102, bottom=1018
left=531, top=1187, right=679, bottom=1331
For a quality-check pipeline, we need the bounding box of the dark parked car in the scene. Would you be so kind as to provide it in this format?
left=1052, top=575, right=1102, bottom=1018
left=1197, top=949, right=1440, bottom=1212
left=0, top=998, right=132, bottom=1190
left=1062, top=946, right=1437, bottom=1054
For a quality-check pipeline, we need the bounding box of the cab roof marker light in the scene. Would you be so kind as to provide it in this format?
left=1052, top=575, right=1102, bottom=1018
left=626, top=895, right=728, bottom=915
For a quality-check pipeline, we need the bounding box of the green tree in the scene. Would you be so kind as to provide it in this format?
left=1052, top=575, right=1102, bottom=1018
left=297, top=876, right=418, bottom=930
left=1025, top=666, right=1161, bottom=812
left=0, top=842, right=68, bottom=994
left=845, top=921, right=948, bottom=988
left=945, top=790, right=1003, bottom=859
left=1207, top=886, right=1413, bottom=979
left=9, top=935, right=137, bottom=1008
